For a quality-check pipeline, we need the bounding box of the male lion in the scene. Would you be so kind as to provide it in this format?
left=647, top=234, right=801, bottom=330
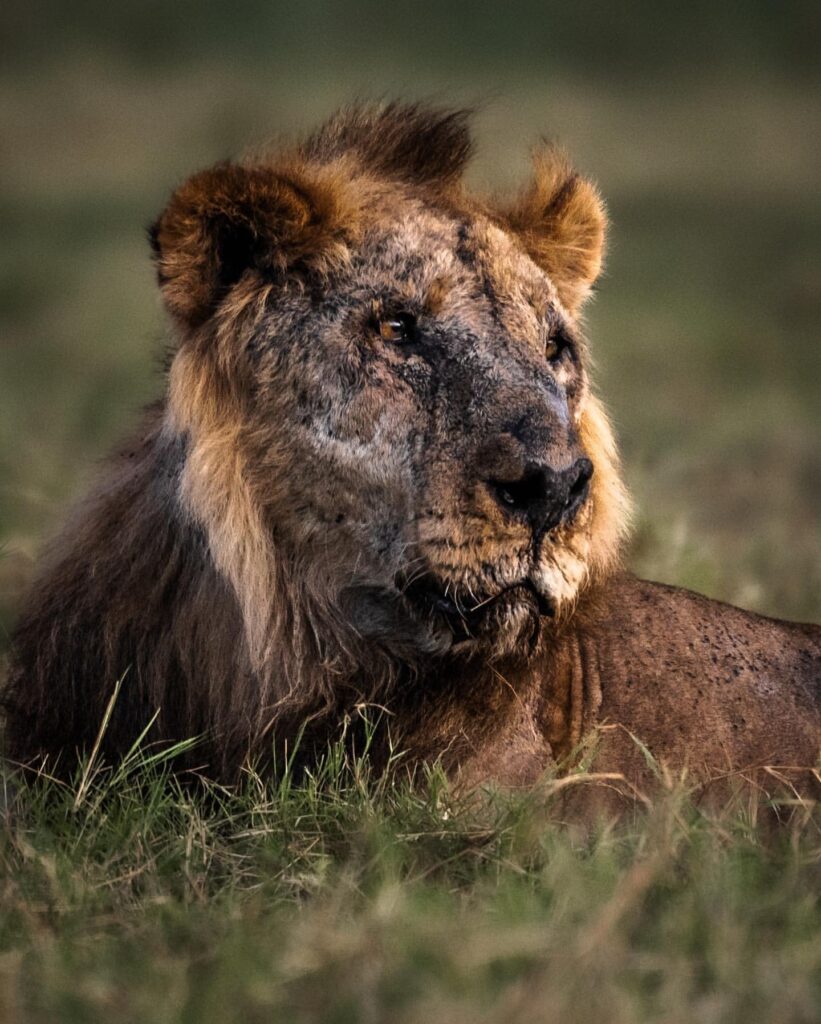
left=3, top=104, right=819, bottom=800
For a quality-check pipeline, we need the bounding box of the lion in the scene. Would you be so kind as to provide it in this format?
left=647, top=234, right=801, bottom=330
left=3, top=103, right=819, bottom=803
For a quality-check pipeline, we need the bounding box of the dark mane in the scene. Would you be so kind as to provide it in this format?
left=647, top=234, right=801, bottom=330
left=300, top=101, right=474, bottom=187
left=1, top=411, right=252, bottom=778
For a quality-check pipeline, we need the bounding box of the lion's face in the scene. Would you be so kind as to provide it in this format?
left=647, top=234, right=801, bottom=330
left=241, top=207, right=602, bottom=653
left=153, top=106, right=629, bottom=663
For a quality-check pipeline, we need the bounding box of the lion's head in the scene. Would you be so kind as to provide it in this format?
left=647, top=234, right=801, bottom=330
left=150, top=104, right=629, bottom=680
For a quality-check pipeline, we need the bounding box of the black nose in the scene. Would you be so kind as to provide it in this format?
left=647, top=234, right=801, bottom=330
left=486, top=457, right=593, bottom=534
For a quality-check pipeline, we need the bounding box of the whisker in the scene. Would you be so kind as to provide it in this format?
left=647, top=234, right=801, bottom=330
left=467, top=591, right=498, bottom=612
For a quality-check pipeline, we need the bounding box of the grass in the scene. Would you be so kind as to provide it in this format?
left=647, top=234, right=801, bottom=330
left=1, top=740, right=819, bottom=1024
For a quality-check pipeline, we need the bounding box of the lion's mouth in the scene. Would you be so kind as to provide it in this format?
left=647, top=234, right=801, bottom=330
left=400, top=575, right=554, bottom=640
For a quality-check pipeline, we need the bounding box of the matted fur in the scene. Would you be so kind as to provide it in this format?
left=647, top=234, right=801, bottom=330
left=4, top=104, right=816, bottom=793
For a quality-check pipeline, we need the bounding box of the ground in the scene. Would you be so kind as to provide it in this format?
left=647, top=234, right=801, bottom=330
left=0, top=4, right=819, bottom=1021
left=1, top=747, right=819, bottom=1023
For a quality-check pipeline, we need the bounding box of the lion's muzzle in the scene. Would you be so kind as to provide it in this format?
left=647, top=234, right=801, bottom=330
left=484, top=457, right=593, bottom=537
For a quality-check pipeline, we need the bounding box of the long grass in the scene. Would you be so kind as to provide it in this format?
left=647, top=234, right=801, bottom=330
left=0, top=734, right=818, bottom=1024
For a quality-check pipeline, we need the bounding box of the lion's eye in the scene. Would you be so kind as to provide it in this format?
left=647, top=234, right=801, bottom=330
left=545, top=330, right=571, bottom=364
left=379, top=312, right=417, bottom=344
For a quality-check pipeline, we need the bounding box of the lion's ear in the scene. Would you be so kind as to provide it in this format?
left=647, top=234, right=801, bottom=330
left=149, top=162, right=348, bottom=328
left=502, top=147, right=607, bottom=315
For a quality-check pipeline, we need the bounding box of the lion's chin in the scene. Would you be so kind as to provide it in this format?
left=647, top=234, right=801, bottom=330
left=399, top=578, right=548, bottom=661
left=338, top=579, right=546, bottom=664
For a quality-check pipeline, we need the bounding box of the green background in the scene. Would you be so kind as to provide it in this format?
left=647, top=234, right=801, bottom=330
left=2, top=1, right=820, bottom=637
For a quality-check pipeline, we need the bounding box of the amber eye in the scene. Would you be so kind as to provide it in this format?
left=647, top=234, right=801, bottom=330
left=379, top=312, right=417, bottom=344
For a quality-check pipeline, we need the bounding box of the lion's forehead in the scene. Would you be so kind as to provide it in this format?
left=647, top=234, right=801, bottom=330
left=346, top=205, right=561, bottom=340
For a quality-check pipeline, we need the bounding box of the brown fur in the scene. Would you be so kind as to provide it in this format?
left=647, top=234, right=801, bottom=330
left=3, top=104, right=818, bottom=803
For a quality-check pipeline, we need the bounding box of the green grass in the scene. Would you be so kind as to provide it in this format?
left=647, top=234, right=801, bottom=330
left=1, top=741, right=819, bottom=1024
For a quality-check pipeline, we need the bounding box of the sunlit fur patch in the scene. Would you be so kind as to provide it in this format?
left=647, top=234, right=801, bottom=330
left=167, top=344, right=279, bottom=675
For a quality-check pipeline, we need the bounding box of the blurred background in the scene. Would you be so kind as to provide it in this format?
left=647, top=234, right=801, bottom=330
left=1, top=1, right=819, bottom=641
